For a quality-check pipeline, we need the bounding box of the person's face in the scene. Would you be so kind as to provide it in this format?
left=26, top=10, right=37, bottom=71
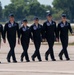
left=62, top=17, right=67, bottom=22
left=34, top=19, right=39, bottom=24
left=23, top=22, right=27, bottom=26
left=47, top=16, right=52, bottom=21
left=9, top=17, right=14, bottom=22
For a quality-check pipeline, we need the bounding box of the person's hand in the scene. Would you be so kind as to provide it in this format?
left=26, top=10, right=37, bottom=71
left=18, top=39, right=20, bottom=45
left=56, top=38, right=59, bottom=42
left=42, top=39, right=45, bottom=42
left=72, top=33, right=74, bottom=35
left=3, top=39, right=6, bottom=43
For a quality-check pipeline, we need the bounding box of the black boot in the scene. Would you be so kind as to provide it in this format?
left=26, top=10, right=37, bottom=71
left=21, top=57, right=23, bottom=62
left=66, top=58, right=70, bottom=61
left=52, top=59, right=56, bottom=61
left=59, top=54, right=63, bottom=60
left=39, top=59, right=42, bottom=62
left=45, top=53, right=48, bottom=61
left=7, top=57, right=11, bottom=63
left=13, top=60, right=17, bottom=63
left=26, top=60, right=30, bottom=62
left=31, top=56, right=35, bottom=61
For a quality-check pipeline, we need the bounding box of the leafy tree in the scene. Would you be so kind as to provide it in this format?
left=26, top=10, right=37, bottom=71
left=0, top=2, right=3, bottom=20
left=4, top=4, right=16, bottom=19
left=3, top=0, right=52, bottom=21
left=53, top=0, right=74, bottom=22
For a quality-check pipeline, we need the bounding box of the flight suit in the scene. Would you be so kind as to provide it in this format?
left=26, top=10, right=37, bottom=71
left=43, top=20, right=57, bottom=61
left=3, top=21, right=20, bottom=62
left=30, top=24, right=42, bottom=61
left=20, top=26, right=31, bottom=62
left=57, top=21, right=73, bottom=60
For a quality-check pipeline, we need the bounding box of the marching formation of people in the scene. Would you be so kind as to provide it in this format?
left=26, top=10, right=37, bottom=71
left=0, top=13, right=74, bottom=63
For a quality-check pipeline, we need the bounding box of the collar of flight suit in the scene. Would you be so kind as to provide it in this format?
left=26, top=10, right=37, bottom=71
left=34, top=23, right=40, bottom=28
left=47, top=20, right=55, bottom=24
left=8, top=21, right=16, bottom=26
left=46, top=20, right=54, bottom=26
left=61, top=21, right=68, bottom=26
left=23, top=25, right=27, bottom=27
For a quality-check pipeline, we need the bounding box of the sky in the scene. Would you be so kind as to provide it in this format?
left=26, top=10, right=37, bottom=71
left=0, top=0, right=53, bottom=8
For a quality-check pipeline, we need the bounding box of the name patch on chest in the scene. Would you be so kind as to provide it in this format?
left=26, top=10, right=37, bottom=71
left=33, top=26, right=38, bottom=30
left=8, top=24, right=17, bottom=28
left=22, top=27, right=29, bottom=31
left=60, top=23, right=69, bottom=28
left=8, top=24, right=12, bottom=28
left=47, top=23, right=51, bottom=26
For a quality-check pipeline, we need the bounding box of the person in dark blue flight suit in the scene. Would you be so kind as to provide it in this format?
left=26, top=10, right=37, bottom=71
left=56, top=14, right=74, bottom=60
left=3, top=14, right=20, bottom=63
left=43, top=13, right=57, bottom=61
left=20, top=19, right=31, bottom=62
left=30, top=17, right=42, bottom=62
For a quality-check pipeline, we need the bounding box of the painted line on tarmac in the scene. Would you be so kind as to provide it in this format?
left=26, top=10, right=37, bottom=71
left=0, top=69, right=74, bottom=74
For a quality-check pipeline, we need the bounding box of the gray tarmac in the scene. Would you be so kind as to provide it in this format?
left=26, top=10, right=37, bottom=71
left=0, top=39, right=74, bottom=75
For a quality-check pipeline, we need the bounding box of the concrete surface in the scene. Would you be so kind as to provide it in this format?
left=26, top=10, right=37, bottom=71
left=0, top=40, right=74, bottom=75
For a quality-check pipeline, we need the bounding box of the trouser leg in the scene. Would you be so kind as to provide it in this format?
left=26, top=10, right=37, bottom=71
left=21, top=42, right=30, bottom=61
left=61, top=39, right=69, bottom=59
left=47, top=40, right=55, bottom=60
left=32, top=41, right=41, bottom=61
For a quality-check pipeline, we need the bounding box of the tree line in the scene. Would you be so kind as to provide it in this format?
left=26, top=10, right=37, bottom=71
left=0, top=0, right=74, bottom=22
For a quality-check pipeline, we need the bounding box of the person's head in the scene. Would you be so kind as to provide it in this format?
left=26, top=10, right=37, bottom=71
left=9, top=14, right=15, bottom=23
left=34, top=17, right=39, bottom=24
left=61, top=14, right=67, bottom=22
left=47, top=13, right=52, bottom=21
left=22, top=19, right=28, bottom=26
